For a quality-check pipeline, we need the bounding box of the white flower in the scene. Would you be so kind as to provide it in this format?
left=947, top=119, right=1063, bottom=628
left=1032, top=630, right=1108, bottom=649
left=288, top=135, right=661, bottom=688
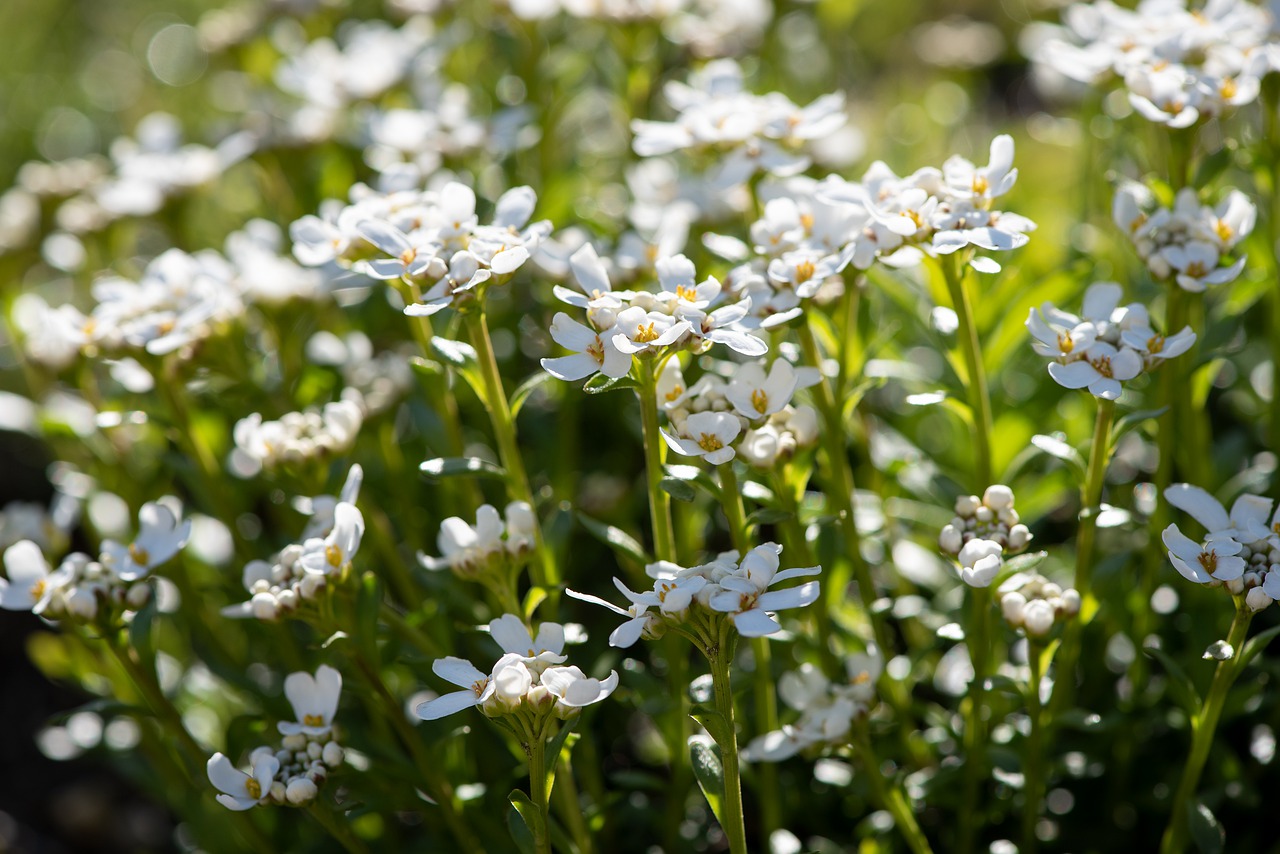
left=0, top=540, right=68, bottom=613
left=100, top=501, right=191, bottom=581
left=662, top=411, right=741, bottom=466
left=420, top=504, right=505, bottom=574
left=1046, top=341, right=1143, bottom=400
left=1158, top=241, right=1244, bottom=292
left=1164, top=484, right=1274, bottom=545
left=489, top=613, right=567, bottom=670
left=540, top=665, right=620, bottom=715
left=278, top=664, right=343, bottom=737
left=566, top=580, right=660, bottom=648
left=207, top=751, right=279, bottom=811
left=726, top=359, right=798, bottom=419
left=707, top=543, right=822, bottom=637
left=1161, top=524, right=1246, bottom=584
left=611, top=306, right=690, bottom=355
left=299, top=503, right=364, bottom=576
left=540, top=312, right=633, bottom=382
left=297, top=465, right=363, bottom=541
left=486, top=653, right=534, bottom=713
left=957, top=538, right=1003, bottom=587
left=415, top=656, right=498, bottom=720
left=942, top=134, right=1018, bottom=202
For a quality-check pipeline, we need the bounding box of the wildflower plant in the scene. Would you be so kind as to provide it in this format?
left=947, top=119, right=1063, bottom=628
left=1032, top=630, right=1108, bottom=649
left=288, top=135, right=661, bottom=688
left=5, top=1, right=1280, bottom=853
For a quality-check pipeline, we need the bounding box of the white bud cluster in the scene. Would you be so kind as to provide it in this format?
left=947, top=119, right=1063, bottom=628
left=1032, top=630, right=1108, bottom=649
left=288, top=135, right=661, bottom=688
left=232, top=401, right=363, bottom=472
left=997, top=571, right=1081, bottom=638
left=939, top=485, right=1031, bottom=556
left=1227, top=539, right=1280, bottom=613
left=225, top=544, right=326, bottom=621
left=419, top=501, right=538, bottom=583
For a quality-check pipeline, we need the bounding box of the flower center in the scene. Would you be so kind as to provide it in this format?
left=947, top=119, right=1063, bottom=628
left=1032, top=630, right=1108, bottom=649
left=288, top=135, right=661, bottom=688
left=30, top=579, right=46, bottom=602
left=697, top=433, right=724, bottom=453
left=676, top=284, right=699, bottom=302
left=471, top=678, right=489, bottom=698
left=971, top=175, right=989, bottom=196
left=634, top=322, right=661, bottom=344
left=325, top=544, right=343, bottom=567
left=800, top=213, right=814, bottom=231
left=665, top=384, right=684, bottom=402
left=129, top=544, right=150, bottom=566
left=851, top=671, right=872, bottom=686
left=1146, top=335, right=1165, bottom=354
left=1184, top=261, right=1207, bottom=278
left=794, top=260, right=815, bottom=283
left=750, top=388, right=769, bottom=414
left=1198, top=551, right=1217, bottom=573
left=303, top=713, right=325, bottom=727
left=1056, top=332, right=1074, bottom=355
left=1091, top=355, right=1114, bottom=378
left=399, top=248, right=417, bottom=266
left=586, top=338, right=605, bottom=364
left=1220, top=78, right=1238, bottom=100
left=245, top=778, right=262, bottom=800
left=1213, top=220, right=1234, bottom=244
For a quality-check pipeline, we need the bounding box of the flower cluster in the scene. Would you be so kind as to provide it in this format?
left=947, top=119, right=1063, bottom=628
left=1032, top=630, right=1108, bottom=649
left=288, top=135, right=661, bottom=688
left=1027, top=281, right=1194, bottom=400
left=1032, top=0, right=1277, bottom=127
left=569, top=543, right=821, bottom=644
left=997, top=572, right=1081, bottom=638
left=743, top=652, right=881, bottom=762
left=540, top=243, right=766, bottom=385
left=415, top=614, right=618, bottom=722
left=222, top=468, right=365, bottom=621
left=207, top=665, right=345, bottom=810
left=632, top=59, right=846, bottom=192
left=232, top=401, right=363, bottom=474
left=939, top=485, right=1032, bottom=588
left=419, top=502, right=537, bottom=582
left=1162, top=484, right=1280, bottom=612
left=0, top=501, right=189, bottom=621
left=291, top=181, right=550, bottom=317
left=1114, top=184, right=1255, bottom=292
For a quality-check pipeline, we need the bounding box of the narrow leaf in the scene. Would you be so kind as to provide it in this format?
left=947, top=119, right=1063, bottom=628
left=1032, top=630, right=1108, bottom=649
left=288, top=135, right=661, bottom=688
left=1187, top=799, right=1225, bottom=854
left=577, top=513, right=651, bottom=565
left=583, top=374, right=640, bottom=395
left=660, top=477, right=697, bottom=503
left=420, top=457, right=507, bottom=481
left=689, top=738, right=726, bottom=825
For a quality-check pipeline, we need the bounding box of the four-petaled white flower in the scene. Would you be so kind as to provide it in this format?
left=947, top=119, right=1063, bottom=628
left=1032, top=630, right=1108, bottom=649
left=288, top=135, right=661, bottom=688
left=100, top=501, right=192, bottom=582
left=0, top=540, right=68, bottom=613
left=662, top=411, right=741, bottom=465
left=540, top=312, right=632, bottom=382
left=727, top=359, right=799, bottom=419
left=300, top=502, right=364, bottom=576
left=708, top=544, right=821, bottom=636
left=540, top=665, right=619, bottom=715
left=207, top=751, right=280, bottom=811
left=489, top=613, right=567, bottom=671
left=1161, top=525, right=1246, bottom=585
left=415, top=656, right=499, bottom=720
left=278, top=664, right=343, bottom=737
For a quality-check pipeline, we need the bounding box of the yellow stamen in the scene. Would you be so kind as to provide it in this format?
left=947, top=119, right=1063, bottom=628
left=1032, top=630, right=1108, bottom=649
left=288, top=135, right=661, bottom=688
left=304, top=713, right=325, bottom=727
left=1057, top=332, right=1074, bottom=355
left=664, top=384, right=684, bottom=402
left=129, top=544, right=150, bottom=566
left=696, top=433, right=724, bottom=453
left=794, top=259, right=816, bottom=283
left=634, top=322, right=661, bottom=344
left=1091, top=355, right=1114, bottom=378
left=325, top=544, right=343, bottom=567
left=676, top=284, right=699, bottom=301
left=1184, top=261, right=1207, bottom=278
left=971, top=175, right=989, bottom=196
left=1198, top=551, right=1217, bottom=573
left=245, top=778, right=262, bottom=800
left=1213, top=219, right=1234, bottom=244
left=1147, top=335, right=1165, bottom=354
left=1220, top=78, right=1238, bottom=100
left=750, top=388, right=769, bottom=414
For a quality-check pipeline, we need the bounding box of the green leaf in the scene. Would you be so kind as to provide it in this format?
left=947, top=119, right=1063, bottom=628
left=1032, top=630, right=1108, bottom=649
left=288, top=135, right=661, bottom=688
left=1192, top=145, right=1234, bottom=189
left=583, top=374, right=640, bottom=395
left=689, top=705, right=732, bottom=746
left=523, top=587, right=548, bottom=623
left=689, top=738, right=726, bottom=826
left=1001, top=551, right=1048, bottom=575
left=430, top=337, right=478, bottom=367
left=746, top=507, right=792, bottom=527
left=1030, top=434, right=1085, bottom=475
left=409, top=356, right=443, bottom=377
left=506, top=792, right=538, bottom=854
left=544, top=723, right=580, bottom=778
left=1143, top=644, right=1202, bottom=713
left=660, top=477, right=697, bottom=503
left=1187, top=799, right=1225, bottom=854
left=128, top=589, right=158, bottom=663
left=577, top=513, right=651, bottom=566
left=1111, top=406, right=1169, bottom=442
left=510, top=372, right=554, bottom=417
left=1238, top=622, right=1280, bottom=671
left=1038, top=638, right=1061, bottom=676
left=356, top=572, right=382, bottom=662
left=420, top=457, right=508, bottom=481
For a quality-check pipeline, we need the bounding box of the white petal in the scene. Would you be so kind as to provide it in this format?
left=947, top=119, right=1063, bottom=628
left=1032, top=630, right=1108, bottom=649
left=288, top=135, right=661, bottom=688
left=415, top=690, right=481, bottom=720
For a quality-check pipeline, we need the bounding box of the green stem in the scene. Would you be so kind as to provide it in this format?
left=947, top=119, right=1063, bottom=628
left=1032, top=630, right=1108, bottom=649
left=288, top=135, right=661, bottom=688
left=528, top=734, right=553, bottom=854
left=637, top=360, right=677, bottom=562
left=719, top=463, right=780, bottom=847
left=466, top=309, right=559, bottom=597
left=554, top=757, right=593, bottom=854
left=957, top=585, right=992, bottom=854
left=940, top=254, right=993, bottom=487
left=1023, top=640, right=1046, bottom=854
left=1265, top=81, right=1280, bottom=480
left=852, top=723, right=934, bottom=854
left=308, top=803, right=372, bottom=854
left=106, top=637, right=203, bottom=773
left=1051, top=397, right=1116, bottom=719
left=1160, top=600, right=1254, bottom=854
left=709, top=626, right=749, bottom=854
left=795, top=318, right=886, bottom=655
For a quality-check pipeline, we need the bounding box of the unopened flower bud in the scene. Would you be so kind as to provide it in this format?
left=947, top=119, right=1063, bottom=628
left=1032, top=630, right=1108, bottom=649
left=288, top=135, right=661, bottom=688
left=66, top=587, right=98, bottom=619
left=975, top=506, right=994, bottom=524
left=1008, top=524, right=1031, bottom=550
left=526, top=685, right=555, bottom=713
left=1059, top=589, right=1080, bottom=615
left=322, top=741, right=344, bottom=767
left=251, top=591, right=279, bottom=620
left=1247, top=587, right=1274, bottom=612
left=956, top=495, right=980, bottom=517
left=307, top=741, right=323, bottom=761
left=1227, top=577, right=1245, bottom=594
left=1001, top=592, right=1027, bottom=626
left=276, top=589, right=298, bottom=611
left=299, top=573, right=325, bottom=599
left=939, top=525, right=963, bottom=554
left=282, top=734, right=306, bottom=752
left=125, top=583, right=151, bottom=609
left=269, top=781, right=287, bottom=803
left=286, top=777, right=318, bottom=805
left=1023, top=599, right=1056, bottom=637
left=983, top=485, right=1015, bottom=512
left=1041, top=583, right=1062, bottom=600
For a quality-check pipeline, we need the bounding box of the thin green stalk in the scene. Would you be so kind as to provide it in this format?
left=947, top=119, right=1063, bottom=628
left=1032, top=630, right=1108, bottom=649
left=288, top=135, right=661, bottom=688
left=1051, top=397, right=1116, bottom=719
left=708, top=624, right=749, bottom=854
left=1023, top=640, right=1046, bottom=854
left=1160, top=599, right=1254, bottom=854
left=1264, top=81, right=1280, bottom=475
left=465, top=309, right=559, bottom=597
left=106, top=636, right=203, bottom=772
left=553, top=757, right=593, bottom=854
left=795, top=317, right=887, bottom=655
left=719, top=463, right=780, bottom=847
left=852, top=723, right=934, bottom=854
left=308, top=803, right=372, bottom=854
left=940, top=255, right=993, bottom=488
left=637, top=360, right=677, bottom=561
left=528, top=735, right=554, bottom=854
left=957, top=585, right=992, bottom=854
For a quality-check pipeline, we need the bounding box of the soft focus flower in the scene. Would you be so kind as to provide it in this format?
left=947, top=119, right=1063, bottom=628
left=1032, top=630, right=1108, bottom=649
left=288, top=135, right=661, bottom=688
left=278, top=664, right=343, bottom=737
